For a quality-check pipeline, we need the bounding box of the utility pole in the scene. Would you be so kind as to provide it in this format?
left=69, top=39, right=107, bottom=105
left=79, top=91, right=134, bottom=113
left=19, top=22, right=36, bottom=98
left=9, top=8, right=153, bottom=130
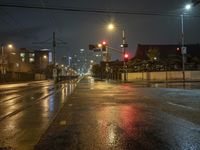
left=122, top=29, right=127, bottom=81
left=33, top=32, right=67, bottom=66
left=1, top=44, right=5, bottom=82
left=181, top=14, right=186, bottom=82
left=32, top=32, right=67, bottom=83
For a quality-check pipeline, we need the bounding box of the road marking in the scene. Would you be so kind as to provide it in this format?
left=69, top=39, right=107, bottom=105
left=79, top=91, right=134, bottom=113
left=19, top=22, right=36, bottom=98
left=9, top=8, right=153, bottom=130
left=167, top=101, right=196, bottom=111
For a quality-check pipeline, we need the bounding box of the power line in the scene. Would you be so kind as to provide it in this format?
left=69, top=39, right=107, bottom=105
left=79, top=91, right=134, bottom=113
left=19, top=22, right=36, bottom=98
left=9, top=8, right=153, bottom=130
left=0, top=4, right=200, bottom=18
left=40, top=0, right=60, bottom=34
left=32, top=32, right=67, bottom=65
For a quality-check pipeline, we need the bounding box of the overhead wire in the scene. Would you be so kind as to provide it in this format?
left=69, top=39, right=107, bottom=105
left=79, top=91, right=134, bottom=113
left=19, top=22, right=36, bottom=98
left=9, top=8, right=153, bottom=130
left=40, top=0, right=60, bottom=34
left=0, top=4, right=200, bottom=18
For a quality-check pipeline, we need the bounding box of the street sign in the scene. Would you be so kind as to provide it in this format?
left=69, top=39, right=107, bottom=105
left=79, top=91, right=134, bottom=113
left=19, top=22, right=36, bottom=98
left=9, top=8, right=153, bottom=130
left=123, top=44, right=128, bottom=48
left=53, top=68, right=57, bottom=77
left=181, top=46, right=187, bottom=54
left=120, top=44, right=128, bottom=48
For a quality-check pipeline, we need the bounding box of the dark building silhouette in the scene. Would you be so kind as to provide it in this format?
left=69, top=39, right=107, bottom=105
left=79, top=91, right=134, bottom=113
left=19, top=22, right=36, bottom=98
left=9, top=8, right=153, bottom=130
left=134, top=44, right=200, bottom=60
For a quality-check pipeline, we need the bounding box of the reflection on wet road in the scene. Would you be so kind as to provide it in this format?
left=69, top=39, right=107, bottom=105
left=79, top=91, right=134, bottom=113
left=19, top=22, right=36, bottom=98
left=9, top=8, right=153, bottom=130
left=0, top=80, right=77, bottom=150
left=135, top=81, right=200, bottom=90
left=95, top=105, right=200, bottom=150
left=36, top=77, right=200, bottom=150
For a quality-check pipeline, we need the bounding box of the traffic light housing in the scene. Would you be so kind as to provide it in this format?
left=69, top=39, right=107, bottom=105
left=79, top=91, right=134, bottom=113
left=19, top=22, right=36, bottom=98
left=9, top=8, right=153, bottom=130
left=89, top=41, right=107, bottom=52
left=102, top=41, right=107, bottom=51
left=176, top=47, right=181, bottom=55
left=124, top=53, right=129, bottom=62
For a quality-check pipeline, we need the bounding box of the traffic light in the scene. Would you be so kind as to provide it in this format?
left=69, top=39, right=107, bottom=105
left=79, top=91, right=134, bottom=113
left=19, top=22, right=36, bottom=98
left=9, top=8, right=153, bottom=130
left=124, top=53, right=129, bottom=62
left=176, top=47, right=181, bottom=55
left=102, top=41, right=107, bottom=51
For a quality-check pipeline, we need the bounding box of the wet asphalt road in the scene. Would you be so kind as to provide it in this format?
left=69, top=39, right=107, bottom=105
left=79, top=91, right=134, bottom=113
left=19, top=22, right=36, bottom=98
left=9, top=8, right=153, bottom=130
left=0, top=80, right=77, bottom=150
left=36, top=77, right=200, bottom=150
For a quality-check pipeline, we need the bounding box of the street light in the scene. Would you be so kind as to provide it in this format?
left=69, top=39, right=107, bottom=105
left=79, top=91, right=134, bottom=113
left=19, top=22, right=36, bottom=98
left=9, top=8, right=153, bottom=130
left=181, top=3, right=192, bottom=81
left=185, top=3, right=192, bottom=10
left=8, top=44, right=13, bottom=49
left=68, top=56, right=72, bottom=67
left=107, top=23, right=128, bottom=81
left=98, top=43, right=102, bottom=48
left=1, top=43, right=14, bottom=82
left=108, top=23, right=114, bottom=30
left=43, top=55, right=47, bottom=59
left=90, top=60, right=94, bottom=64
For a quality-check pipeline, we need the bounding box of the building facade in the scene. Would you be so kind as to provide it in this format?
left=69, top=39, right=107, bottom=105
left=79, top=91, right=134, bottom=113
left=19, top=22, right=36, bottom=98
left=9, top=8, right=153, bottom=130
left=0, top=48, right=52, bottom=82
left=132, top=44, right=200, bottom=71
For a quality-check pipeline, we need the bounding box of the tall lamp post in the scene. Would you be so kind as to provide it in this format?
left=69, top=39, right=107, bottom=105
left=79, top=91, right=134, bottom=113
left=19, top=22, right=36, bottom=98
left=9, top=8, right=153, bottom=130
left=107, top=23, right=128, bottom=81
left=1, top=44, right=13, bottom=82
left=181, top=3, right=192, bottom=81
left=122, top=29, right=128, bottom=81
left=68, top=56, right=72, bottom=67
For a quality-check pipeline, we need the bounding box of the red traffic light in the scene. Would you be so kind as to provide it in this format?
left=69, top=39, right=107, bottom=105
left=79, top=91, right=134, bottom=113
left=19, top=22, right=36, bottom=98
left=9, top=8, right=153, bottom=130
left=102, top=41, right=107, bottom=45
left=124, top=53, right=129, bottom=62
left=124, top=53, right=129, bottom=58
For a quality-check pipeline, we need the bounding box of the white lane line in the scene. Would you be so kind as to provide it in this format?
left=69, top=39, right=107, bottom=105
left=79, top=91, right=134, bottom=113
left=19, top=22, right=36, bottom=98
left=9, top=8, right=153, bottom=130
left=167, top=101, right=196, bottom=111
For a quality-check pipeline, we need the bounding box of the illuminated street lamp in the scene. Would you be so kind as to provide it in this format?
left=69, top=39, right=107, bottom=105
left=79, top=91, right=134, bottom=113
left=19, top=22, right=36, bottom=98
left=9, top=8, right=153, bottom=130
left=185, top=3, right=192, bottom=10
left=108, top=23, right=114, bottom=30
left=181, top=3, right=192, bottom=81
left=98, top=43, right=102, bottom=48
left=43, top=55, right=47, bottom=59
left=39, top=54, right=48, bottom=80
left=1, top=43, right=14, bottom=81
left=107, top=23, right=127, bottom=81
left=68, top=56, right=72, bottom=67
left=8, top=44, right=13, bottom=49
left=107, top=23, right=126, bottom=55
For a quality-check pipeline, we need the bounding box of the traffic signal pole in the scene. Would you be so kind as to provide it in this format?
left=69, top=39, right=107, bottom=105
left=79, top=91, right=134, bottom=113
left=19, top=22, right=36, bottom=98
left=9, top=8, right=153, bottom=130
left=1, top=44, right=5, bottom=82
left=122, top=29, right=127, bottom=81
left=181, top=15, right=185, bottom=82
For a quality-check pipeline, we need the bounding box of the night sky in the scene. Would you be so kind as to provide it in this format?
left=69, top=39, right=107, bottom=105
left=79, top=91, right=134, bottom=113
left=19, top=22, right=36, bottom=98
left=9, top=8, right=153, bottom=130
left=0, top=0, right=200, bottom=63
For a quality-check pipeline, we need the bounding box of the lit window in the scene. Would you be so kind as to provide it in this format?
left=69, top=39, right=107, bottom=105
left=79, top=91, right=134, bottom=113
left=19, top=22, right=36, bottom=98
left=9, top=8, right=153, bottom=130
left=29, top=58, right=34, bottom=62
left=21, top=58, right=25, bottom=62
left=20, top=53, right=25, bottom=57
left=29, top=53, right=35, bottom=57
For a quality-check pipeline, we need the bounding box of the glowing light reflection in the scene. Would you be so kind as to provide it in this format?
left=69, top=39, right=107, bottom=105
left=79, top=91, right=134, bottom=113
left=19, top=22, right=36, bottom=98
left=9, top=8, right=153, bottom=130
left=49, top=95, right=54, bottom=112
